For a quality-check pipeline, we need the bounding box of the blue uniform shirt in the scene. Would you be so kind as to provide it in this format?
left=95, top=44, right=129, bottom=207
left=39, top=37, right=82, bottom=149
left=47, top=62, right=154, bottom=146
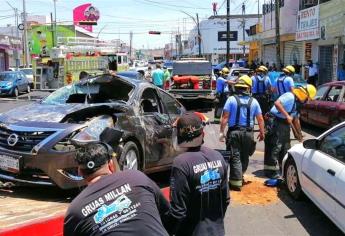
left=223, top=95, right=262, bottom=128
left=270, top=92, right=297, bottom=118
left=251, top=75, right=271, bottom=94
left=274, top=75, right=294, bottom=96
left=216, top=76, right=227, bottom=94
left=152, top=69, right=164, bottom=86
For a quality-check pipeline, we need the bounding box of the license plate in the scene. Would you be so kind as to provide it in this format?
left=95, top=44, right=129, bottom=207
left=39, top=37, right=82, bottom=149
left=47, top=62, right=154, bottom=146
left=0, top=154, right=20, bottom=173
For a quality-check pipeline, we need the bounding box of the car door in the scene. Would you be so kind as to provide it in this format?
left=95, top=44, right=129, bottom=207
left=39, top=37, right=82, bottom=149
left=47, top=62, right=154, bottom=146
left=301, top=85, right=329, bottom=125
left=18, top=73, right=26, bottom=91
left=139, top=88, right=173, bottom=168
left=301, top=126, right=345, bottom=220
left=159, top=89, right=185, bottom=162
left=334, top=166, right=345, bottom=232
left=315, top=85, right=342, bottom=127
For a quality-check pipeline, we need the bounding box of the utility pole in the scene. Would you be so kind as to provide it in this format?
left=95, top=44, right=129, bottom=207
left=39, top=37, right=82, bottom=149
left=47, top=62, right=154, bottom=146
left=129, top=31, right=133, bottom=59
left=53, top=0, right=57, bottom=47
left=6, top=1, right=20, bottom=67
left=22, top=0, right=30, bottom=67
left=196, top=13, right=201, bottom=57
left=242, top=2, right=246, bottom=57
left=226, top=0, right=230, bottom=67
left=275, top=0, right=281, bottom=70
left=258, top=0, right=260, bottom=23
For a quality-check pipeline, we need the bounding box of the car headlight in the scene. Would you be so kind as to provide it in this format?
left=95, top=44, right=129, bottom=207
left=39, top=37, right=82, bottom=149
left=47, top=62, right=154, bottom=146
left=5, top=82, right=13, bottom=87
left=71, top=116, right=114, bottom=145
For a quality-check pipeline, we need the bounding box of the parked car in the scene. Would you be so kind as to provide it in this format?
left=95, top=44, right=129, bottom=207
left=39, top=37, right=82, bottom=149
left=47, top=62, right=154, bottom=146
left=117, top=70, right=145, bottom=80
left=300, top=81, right=345, bottom=128
left=282, top=122, right=345, bottom=233
left=0, top=74, right=185, bottom=189
left=293, top=73, right=308, bottom=87
left=0, top=71, right=30, bottom=97
left=20, top=68, right=34, bottom=88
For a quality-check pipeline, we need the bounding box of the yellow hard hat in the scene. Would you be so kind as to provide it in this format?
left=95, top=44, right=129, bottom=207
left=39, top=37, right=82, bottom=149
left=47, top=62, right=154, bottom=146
left=258, top=65, right=268, bottom=72
left=292, top=84, right=317, bottom=101
left=235, top=75, right=252, bottom=88
left=221, top=67, right=230, bottom=75
left=283, top=65, right=295, bottom=74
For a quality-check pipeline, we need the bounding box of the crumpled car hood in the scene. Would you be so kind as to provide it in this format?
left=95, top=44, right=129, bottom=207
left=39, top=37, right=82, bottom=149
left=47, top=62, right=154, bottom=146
left=0, top=103, right=127, bottom=124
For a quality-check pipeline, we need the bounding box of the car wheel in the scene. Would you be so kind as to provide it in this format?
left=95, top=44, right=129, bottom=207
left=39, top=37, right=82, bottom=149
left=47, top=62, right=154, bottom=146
left=27, top=85, right=31, bottom=93
left=120, top=141, right=139, bottom=170
left=284, top=158, right=302, bottom=200
left=12, top=87, right=19, bottom=97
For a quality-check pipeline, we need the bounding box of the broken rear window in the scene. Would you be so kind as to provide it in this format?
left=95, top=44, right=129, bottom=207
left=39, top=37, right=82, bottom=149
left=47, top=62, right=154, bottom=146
left=42, top=76, right=134, bottom=105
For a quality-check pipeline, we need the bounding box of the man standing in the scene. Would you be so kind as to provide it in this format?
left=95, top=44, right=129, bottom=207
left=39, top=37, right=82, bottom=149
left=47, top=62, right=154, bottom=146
left=145, top=66, right=153, bottom=82
left=163, top=66, right=171, bottom=89
left=167, top=112, right=229, bottom=236
left=214, top=67, right=230, bottom=123
left=306, top=60, right=318, bottom=86
left=152, top=64, right=164, bottom=88
left=264, top=85, right=316, bottom=178
left=251, top=66, right=272, bottom=115
left=337, top=63, right=345, bottom=81
left=273, top=65, right=295, bottom=97
left=220, top=75, right=265, bottom=191
left=64, top=143, right=170, bottom=236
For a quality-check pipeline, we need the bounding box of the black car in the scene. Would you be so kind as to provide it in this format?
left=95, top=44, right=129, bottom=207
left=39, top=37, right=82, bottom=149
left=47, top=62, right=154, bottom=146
left=0, top=74, right=185, bottom=189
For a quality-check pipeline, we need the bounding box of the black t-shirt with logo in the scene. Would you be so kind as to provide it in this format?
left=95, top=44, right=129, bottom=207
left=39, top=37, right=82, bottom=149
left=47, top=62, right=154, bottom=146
left=167, top=146, right=230, bottom=236
left=64, top=170, right=170, bottom=236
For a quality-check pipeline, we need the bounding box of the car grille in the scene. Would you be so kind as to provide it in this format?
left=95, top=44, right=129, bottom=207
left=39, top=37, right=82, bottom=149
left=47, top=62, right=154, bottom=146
left=0, top=126, right=55, bottom=152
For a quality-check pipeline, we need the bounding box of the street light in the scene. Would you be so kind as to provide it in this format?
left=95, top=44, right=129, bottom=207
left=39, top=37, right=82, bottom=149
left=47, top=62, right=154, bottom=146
left=53, top=0, right=57, bottom=47
left=180, top=10, right=201, bottom=57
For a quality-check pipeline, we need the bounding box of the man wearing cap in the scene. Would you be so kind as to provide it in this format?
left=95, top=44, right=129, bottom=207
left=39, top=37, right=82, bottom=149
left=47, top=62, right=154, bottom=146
left=264, top=85, right=316, bottom=178
left=166, top=112, right=229, bottom=236
left=273, top=65, right=295, bottom=98
left=219, top=75, right=265, bottom=191
left=251, top=66, right=272, bottom=115
left=214, top=67, right=230, bottom=123
left=64, top=143, right=170, bottom=236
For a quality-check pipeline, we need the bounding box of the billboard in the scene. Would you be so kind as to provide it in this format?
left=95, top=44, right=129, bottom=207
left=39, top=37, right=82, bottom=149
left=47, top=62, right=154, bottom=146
left=29, top=25, right=75, bottom=57
left=73, top=4, right=100, bottom=32
left=296, top=5, right=320, bottom=41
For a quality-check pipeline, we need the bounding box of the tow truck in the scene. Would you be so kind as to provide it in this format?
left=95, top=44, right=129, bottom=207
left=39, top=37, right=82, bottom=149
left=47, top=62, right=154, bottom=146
left=166, top=59, right=216, bottom=111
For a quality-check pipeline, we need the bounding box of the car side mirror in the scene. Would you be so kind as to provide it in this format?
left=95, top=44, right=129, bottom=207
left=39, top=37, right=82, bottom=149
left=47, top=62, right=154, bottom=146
left=303, top=139, right=318, bottom=150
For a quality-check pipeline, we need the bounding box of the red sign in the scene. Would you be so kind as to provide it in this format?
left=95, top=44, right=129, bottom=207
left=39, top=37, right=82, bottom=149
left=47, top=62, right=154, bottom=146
left=73, top=4, right=100, bottom=32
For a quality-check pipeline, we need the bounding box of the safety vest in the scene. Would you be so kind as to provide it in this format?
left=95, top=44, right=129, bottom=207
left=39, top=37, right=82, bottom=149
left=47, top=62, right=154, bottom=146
left=233, top=95, right=254, bottom=128
left=277, top=76, right=287, bottom=96
left=255, top=76, right=267, bottom=95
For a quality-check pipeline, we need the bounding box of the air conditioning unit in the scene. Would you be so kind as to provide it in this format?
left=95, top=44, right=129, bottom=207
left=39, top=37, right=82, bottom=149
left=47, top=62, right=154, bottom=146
left=304, top=0, right=317, bottom=7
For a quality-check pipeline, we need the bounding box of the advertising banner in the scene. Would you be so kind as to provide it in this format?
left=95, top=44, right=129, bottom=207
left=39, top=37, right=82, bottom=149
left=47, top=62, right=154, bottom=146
left=73, top=4, right=100, bottom=32
left=296, top=5, right=320, bottom=41
left=217, top=31, right=238, bottom=41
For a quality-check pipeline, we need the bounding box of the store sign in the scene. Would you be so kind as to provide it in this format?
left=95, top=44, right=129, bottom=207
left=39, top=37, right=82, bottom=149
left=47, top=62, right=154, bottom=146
left=218, top=31, right=238, bottom=41
left=73, top=4, right=100, bottom=32
left=296, top=5, right=320, bottom=41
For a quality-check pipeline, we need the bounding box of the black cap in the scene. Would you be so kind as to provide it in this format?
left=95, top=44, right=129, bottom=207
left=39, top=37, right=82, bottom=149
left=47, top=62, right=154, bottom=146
left=177, top=112, right=204, bottom=147
left=75, top=143, right=113, bottom=171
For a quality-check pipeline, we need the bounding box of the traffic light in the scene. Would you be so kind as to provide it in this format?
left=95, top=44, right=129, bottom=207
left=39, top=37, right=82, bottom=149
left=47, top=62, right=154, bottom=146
left=149, top=31, right=161, bottom=35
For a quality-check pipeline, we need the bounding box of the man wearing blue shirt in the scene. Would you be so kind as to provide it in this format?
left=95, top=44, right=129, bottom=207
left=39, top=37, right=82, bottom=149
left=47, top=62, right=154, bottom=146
left=220, top=75, right=265, bottom=191
left=273, top=65, right=295, bottom=97
left=214, top=67, right=230, bottom=123
left=337, top=63, right=345, bottom=81
left=152, top=64, right=164, bottom=88
left=252, top=66, right=272, bottom=115
left=264, top=85, right=317, bottom=178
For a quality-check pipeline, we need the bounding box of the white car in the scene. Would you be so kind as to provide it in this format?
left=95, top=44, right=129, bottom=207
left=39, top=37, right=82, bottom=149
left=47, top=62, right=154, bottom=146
left=282, top=122, right=345, bottom=233
left=20, top=68, right=34, bottom=87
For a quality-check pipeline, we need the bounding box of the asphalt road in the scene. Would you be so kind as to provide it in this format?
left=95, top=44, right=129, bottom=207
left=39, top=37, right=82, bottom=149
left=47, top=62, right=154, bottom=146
left=0, top=96, right=343, bottom=235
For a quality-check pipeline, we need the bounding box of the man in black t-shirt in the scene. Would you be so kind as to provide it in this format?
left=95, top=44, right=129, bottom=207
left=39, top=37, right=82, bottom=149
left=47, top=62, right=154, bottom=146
left=64, top=143, right=170, bottom=236
left=166, top=112, right=230, bottom=236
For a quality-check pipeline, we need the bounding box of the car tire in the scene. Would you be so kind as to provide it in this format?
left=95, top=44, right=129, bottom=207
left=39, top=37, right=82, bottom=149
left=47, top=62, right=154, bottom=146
left=27, top=85, right=31, bottom=93
left=12, top=87, right=19, bottom=97
left=119, top=141, right=140, bottom=171
left=284, top=157, right=302, bottom=200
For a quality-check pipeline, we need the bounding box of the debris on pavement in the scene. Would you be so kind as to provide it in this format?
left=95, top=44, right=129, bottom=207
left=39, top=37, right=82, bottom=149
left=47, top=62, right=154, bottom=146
left=231, top=175, right=279, bottom=206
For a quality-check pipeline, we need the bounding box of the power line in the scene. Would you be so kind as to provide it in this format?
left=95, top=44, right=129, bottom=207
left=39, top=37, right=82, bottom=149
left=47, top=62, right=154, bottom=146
left=137, top=0, right=209, bottom=10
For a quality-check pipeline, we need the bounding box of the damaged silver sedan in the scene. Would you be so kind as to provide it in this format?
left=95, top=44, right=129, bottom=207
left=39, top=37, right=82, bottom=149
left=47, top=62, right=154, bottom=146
left=0, top=74, right=185, bottom=189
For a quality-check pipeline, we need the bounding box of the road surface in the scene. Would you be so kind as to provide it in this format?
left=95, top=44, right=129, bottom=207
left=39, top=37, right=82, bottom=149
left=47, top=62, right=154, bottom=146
left=0, top=97, right=343, bottom=235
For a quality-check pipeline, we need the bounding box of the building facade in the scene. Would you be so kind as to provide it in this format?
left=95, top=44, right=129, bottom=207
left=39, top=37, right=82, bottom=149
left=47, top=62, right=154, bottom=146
left=187, top=14, right=260, bottom=64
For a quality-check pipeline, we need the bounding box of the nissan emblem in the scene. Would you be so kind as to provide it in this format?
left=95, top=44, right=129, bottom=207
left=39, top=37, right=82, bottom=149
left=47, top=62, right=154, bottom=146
left=7, top=133, right=19, bottom=147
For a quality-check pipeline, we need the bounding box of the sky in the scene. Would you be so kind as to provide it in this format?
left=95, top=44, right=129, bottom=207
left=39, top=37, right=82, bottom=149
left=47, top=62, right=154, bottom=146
left=0, top=0, right=260, bottom=49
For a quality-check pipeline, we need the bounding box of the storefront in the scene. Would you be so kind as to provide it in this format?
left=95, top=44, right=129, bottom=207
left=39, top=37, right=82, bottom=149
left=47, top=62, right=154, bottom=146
left=283, top=40, right=303, bottom=72
left=0, top=35, right=22, bottom=71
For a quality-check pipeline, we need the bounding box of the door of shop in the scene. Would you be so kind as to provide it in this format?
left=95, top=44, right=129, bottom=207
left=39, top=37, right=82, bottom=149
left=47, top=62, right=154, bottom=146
left=283, top=41, right=303, bottom=73
left=0, top=51, right=5, bottom=72
left=319, top=46, right=333, bottom=85
left=263, top=45, right=276, bottom=66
